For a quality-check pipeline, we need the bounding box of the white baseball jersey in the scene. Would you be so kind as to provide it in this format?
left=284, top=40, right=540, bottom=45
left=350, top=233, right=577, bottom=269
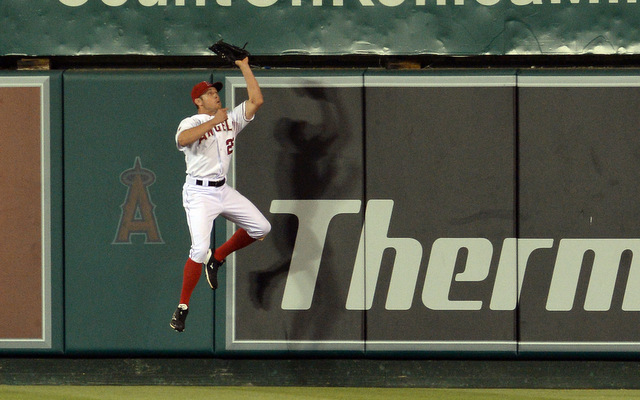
left=175, top=100, right=270, bottom=263
left=175, top=101, right=253, bottom=180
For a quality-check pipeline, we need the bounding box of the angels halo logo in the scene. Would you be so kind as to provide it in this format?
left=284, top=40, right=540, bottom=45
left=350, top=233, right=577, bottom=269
left=113, top=156, right=164, bottom=244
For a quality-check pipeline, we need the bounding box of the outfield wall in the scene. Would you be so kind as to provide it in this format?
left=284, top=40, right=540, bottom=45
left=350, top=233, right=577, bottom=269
left=4, top=0, right=640, bottom=56
left=2, top=69, right=640, bottom=358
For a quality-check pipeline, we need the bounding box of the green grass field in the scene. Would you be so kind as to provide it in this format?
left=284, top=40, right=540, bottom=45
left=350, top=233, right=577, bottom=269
left=2, top=386, right=640, bottom=400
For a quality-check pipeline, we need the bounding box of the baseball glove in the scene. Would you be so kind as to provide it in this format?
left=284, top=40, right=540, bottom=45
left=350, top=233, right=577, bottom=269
left=208, top=39, right=250, bottom=64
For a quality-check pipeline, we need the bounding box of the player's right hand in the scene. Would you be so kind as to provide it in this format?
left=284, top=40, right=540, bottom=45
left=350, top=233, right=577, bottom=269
left=215, top=107, right=228, bottom=122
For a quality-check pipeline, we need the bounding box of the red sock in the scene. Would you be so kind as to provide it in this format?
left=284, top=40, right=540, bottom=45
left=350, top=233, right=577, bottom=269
left=213, top=228, right=256, bottom=261
left=179, top=258, right=202, bottom=306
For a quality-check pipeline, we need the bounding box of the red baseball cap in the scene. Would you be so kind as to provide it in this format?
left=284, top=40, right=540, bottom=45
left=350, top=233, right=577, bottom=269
left=191, top=81, right=223, bottom=103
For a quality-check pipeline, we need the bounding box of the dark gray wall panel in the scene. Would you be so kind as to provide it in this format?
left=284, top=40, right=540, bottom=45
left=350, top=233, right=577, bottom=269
left=362, top=74, right=517, bottom=353
left=518, top=73, right=640, bottom=353
left=224, top=74, right=366, bottom=352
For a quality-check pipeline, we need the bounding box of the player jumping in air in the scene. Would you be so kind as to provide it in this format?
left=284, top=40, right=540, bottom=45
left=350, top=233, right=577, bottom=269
left=170, top=57, right=271, bottom=332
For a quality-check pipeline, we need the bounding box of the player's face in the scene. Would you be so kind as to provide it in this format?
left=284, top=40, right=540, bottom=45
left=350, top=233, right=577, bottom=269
left=198, top=88, right=222, bottom=113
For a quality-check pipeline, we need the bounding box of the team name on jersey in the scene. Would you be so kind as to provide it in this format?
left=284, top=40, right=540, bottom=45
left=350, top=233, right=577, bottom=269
left=198, top=119, right=232, bottom=145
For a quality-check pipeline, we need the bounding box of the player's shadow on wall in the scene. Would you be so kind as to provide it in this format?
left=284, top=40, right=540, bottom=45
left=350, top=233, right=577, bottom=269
left=250, top=85, right=355, bottom=340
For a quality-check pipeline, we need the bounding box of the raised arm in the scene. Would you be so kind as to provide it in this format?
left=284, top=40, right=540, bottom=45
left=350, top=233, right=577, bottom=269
left=235, top=57, right=263, bottom=120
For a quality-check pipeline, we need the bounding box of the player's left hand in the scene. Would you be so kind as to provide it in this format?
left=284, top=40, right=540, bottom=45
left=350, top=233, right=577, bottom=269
left=235, top=57, right=249, bottom=68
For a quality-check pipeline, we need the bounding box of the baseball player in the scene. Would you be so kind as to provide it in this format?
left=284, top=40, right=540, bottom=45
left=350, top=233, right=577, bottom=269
left=170, top=57, right=271, bottom=332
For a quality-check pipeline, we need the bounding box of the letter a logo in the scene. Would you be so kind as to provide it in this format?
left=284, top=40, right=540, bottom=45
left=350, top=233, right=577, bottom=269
left=113, top=157, right=164, bottom=244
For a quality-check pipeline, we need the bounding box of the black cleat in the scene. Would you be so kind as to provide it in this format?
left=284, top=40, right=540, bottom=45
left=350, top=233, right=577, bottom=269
left=170, top=304, right=189, bottom=332
left=204, top=250, right=225, bottom=290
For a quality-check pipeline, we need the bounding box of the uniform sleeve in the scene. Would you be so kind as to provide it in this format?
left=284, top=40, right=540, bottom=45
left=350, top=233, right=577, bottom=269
left=230, top=101, right=254, bottom=136
left=175, top=117, right=196, bottom=151
left=239, top=101, right=255, bottom=123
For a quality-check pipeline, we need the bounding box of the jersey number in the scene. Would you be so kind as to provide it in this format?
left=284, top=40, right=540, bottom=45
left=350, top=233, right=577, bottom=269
left=226, top=138, right=235, bottom=155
